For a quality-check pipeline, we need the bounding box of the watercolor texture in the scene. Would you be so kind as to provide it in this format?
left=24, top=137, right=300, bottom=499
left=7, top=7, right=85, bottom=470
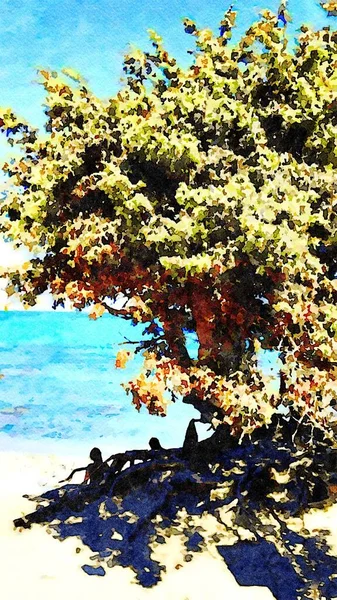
left=1, top=2, right=337, bottom=599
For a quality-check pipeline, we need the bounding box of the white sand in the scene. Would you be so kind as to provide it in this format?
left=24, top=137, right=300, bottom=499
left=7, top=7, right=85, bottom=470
left=0, top=450, right=277, bottom=600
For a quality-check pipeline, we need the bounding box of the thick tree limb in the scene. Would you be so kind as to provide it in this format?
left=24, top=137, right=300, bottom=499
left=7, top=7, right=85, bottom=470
left=101, top=301, right=135, bottom=319
left=159, top=303, right=192, bottom=367
left=183, top=390, right=225, bottom=424
left=13, top=439, right=228, bottom=530
left=13, top=449, right=181, bottom=528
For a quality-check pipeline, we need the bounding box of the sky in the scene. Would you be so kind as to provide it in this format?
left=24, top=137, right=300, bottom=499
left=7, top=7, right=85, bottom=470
left=0, top=0, right=333, bottom=129
left=0, top=0, right=335, bottom=308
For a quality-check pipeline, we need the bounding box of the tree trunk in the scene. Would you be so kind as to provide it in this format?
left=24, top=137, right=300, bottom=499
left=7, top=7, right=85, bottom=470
left=159, top=304, right=191, bottom=367
left=189, top=281, right=245, bottom=375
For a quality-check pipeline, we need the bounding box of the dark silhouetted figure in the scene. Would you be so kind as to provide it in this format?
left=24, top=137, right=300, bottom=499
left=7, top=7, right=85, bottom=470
left=60, top=447, right=104, bottom=484
left=149, top=437, right=163, bottom=451
left=182, top=419, right=199, bottom=459
left=182, top=418, right=212, bottom=472
left=84, top=447, right=104, bottom=483
left=15, top=448, right=105, bottom=529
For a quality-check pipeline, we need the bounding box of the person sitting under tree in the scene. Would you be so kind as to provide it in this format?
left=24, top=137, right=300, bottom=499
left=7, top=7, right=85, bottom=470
left=59, top=447, right=104, bottom=484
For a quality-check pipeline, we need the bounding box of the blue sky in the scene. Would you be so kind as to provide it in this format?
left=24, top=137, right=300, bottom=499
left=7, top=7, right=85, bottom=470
left=0, top=0, right=334, bottom=303
left=0, top=0, right=333, bottom=131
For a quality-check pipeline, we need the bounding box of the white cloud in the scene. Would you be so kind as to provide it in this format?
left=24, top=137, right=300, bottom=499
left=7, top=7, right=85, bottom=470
left=0, top=239, right=55, bottom=310
left=0, top=238, right=31, bottom=268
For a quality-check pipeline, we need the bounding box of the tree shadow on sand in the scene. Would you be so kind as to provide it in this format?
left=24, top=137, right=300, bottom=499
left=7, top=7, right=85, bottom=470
left=15, top=436, right=337, bottom=599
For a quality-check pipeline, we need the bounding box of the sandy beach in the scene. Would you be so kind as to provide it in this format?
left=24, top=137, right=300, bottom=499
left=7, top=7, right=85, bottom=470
left=0, top=449, right=277, bottom=600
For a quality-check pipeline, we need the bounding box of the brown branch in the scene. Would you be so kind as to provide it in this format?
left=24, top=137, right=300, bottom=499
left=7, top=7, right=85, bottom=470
left=118, top=335, right=165, bottom=346
left=109, top=458, right=186, bottom=495
left=183, top=390, right=225, bottom=424
left=101, top=301, right=134, bottom=319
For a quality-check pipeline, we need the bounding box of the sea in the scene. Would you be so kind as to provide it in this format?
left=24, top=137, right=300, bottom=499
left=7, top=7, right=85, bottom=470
left=0, top=311, right=279, bottom=457
left=0, top=311, right=203, bottom=456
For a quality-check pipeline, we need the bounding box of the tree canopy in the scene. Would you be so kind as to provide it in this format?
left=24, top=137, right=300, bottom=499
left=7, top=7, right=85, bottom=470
left=1, top=8, right=337, bottom=438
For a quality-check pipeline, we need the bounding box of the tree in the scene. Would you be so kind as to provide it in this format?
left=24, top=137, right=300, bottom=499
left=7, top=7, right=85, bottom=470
left=1, top=7, right=337, bottom=440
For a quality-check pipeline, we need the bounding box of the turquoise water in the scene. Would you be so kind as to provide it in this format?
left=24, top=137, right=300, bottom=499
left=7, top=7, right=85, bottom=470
left=0, top=311, right=279, bottom=453
left=0, top=311, right=202, bottom=452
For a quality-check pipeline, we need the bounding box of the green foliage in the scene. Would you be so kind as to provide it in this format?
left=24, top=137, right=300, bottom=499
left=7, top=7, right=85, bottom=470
left=1, top=8, right=337, bottom=435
